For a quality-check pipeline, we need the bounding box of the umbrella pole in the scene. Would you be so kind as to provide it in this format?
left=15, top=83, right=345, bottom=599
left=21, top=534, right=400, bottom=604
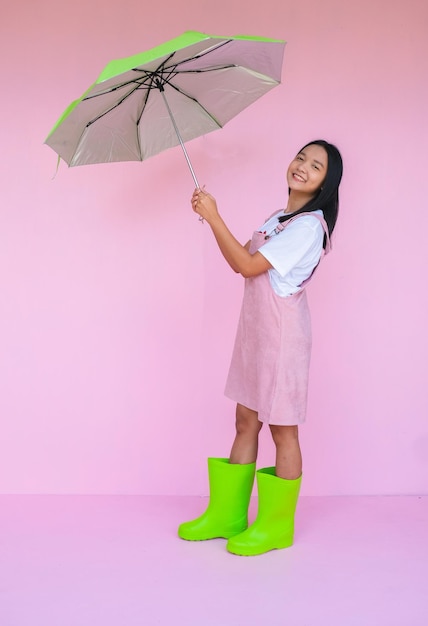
left=159, top=90, right=200, bottom=189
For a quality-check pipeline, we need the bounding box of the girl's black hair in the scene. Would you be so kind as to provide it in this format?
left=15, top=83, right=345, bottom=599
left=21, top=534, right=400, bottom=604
left=278, top=140, right=343, bottom=243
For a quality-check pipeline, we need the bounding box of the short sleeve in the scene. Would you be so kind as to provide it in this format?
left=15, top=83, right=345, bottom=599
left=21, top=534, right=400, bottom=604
left=258, top=215, right=324, bottom=277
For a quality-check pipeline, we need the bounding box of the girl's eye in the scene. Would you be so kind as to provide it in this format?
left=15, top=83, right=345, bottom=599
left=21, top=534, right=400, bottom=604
left=312, top=164, right=319, bottom=170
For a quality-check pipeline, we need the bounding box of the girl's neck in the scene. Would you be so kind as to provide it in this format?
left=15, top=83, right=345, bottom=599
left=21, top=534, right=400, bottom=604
left=284, top=191, right=315, bottom=214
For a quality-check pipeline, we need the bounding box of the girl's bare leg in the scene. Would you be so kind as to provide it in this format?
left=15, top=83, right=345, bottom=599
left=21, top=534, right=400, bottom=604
left=229, top=403, right=263, bottom=464
left=269, top=425, right=302, bottom=480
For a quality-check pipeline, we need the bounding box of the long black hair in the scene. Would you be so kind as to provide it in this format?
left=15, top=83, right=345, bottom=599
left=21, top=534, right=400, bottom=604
left=278, top=140, right=343, bottom=240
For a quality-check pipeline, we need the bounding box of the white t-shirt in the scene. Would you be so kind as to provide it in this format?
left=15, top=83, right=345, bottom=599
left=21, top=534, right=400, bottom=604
left=257, top=209, right=324, bottom=297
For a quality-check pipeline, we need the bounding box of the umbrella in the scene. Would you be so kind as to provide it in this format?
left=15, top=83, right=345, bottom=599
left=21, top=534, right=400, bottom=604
left=45, top=30, right=285, bottom=187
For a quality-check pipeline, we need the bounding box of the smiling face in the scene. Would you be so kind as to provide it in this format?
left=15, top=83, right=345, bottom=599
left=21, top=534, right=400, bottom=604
left=286, top=144, right=328, bottom=200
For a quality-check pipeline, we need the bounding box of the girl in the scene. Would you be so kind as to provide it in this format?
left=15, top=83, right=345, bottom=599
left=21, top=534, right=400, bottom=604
left=178, top=140, right=343, bottom=556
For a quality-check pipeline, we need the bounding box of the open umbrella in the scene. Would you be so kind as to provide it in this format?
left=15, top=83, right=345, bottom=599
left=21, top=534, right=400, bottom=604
left=45, top=30, right=285, bottom=187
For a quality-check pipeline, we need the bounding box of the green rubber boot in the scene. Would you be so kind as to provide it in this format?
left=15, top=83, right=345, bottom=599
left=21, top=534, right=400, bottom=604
left=227, top=467, right=302, bottom=556
left=178, top=457, right=256, bottom=541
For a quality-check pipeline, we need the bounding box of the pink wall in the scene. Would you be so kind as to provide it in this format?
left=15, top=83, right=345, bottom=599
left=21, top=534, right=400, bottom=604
left=1, top=0, right=427, bottom=495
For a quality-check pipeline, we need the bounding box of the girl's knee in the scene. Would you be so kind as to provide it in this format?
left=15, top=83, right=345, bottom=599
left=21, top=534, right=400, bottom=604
left=269, top=424, right=299, bottom=445
left=235, top=404, right=262, bottom=435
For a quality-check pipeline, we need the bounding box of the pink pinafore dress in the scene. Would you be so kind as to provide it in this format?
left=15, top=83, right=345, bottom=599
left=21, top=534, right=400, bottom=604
left=224, top=212, right=330, bottom=425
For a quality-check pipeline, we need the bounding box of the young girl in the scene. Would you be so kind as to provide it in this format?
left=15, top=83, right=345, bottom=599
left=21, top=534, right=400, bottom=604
left=178, top=140, right=343, bottom=556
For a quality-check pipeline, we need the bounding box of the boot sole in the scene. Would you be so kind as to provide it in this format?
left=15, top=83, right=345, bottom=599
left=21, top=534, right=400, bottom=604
left=179, top=526, right=247, bottom=541
left=227, top=539, right=294, bottom=556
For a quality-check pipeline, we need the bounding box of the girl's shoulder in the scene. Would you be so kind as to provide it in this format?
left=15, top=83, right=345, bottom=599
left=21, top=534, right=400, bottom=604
left=289, top=209, right=323, bottom=224
left=281, top=210, right=324, bottom=231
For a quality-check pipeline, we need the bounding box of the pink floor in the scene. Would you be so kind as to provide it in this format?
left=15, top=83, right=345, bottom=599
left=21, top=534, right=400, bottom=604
left=1, top=495, right=427, bottom=626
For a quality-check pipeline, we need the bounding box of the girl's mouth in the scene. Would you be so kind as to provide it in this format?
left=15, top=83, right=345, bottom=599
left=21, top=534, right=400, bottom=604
left=292, top=173, right=305, bottom=182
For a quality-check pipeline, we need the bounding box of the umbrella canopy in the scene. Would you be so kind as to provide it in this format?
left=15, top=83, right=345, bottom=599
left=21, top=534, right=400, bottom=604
left=45, top=31, right=285, bottom=185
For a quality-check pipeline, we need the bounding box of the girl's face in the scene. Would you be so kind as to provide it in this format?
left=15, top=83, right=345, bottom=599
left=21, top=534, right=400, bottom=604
left=286, top=144, right=328, bottom=198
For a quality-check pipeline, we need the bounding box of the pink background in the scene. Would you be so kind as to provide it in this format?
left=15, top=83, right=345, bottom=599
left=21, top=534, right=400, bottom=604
left=1, top=0, right=427, bottom=496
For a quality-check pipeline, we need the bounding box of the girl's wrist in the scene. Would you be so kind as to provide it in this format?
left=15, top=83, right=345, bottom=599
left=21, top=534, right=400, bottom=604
left=206, top=212, right=223, bottom=229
